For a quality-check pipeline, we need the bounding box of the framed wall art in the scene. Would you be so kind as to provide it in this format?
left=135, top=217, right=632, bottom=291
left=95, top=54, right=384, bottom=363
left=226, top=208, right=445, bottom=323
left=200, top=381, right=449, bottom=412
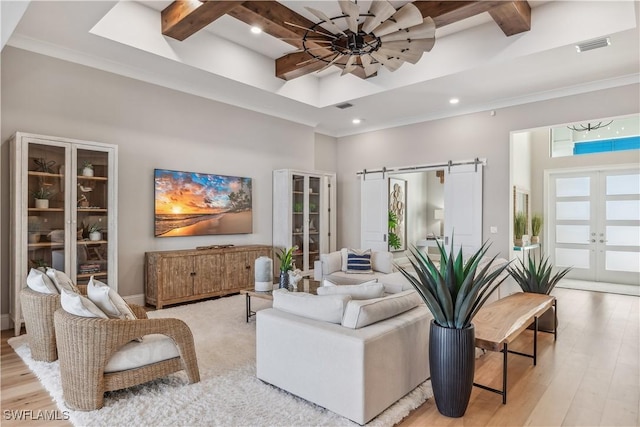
left=154, top=169, right=252, bottom=237
left=389, top=178, right=406, bottom=252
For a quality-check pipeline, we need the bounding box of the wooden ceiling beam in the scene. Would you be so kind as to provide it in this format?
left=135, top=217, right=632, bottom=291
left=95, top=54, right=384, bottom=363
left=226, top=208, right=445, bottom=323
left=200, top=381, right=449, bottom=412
left=231, top=1, right=370, bottom=80
left=488, top=1, right=531, bottom=36
left=162, top=1, right=244, bottom=41
left=413, top=1, right=530, bottom=36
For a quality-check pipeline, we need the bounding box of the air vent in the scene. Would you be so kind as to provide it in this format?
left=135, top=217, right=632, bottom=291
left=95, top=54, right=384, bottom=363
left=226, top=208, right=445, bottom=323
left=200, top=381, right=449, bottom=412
left=575, top=37, right=611, bottom=53
left=335, top=103, right=354, bottom=109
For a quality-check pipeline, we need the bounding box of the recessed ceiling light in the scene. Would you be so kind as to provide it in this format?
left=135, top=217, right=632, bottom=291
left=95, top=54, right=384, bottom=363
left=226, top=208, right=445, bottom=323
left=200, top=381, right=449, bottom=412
left=449, top=98, right=459, bottom=105
left=250, top=26, right=262, bottom=34
left=352, top=118, right=362, bottom=124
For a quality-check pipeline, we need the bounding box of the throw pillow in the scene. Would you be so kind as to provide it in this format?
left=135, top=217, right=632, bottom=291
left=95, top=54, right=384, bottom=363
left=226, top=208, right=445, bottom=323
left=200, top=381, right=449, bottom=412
left=317, top=282, right=385, bottom=300
left=346, top=249, right=373, bottom=273
left=45, top=268, right=80, bottom=294
left=272, top=289, right=351, bottom=324
left=341, top=290, right=422, bottom=329
left=26, top=268, right=59, bottom=294
left=320, top=251, right=342, bottom=275
left=371, top=251, right=394, bottom=274
left=87, top=276, right=137, bottom=320
left=60, top=289, right=108, bottom=318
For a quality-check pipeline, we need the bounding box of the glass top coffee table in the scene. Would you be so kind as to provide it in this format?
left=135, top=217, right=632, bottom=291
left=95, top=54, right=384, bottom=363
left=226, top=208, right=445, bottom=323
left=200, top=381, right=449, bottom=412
left=240, top=279, right=321, bottom=322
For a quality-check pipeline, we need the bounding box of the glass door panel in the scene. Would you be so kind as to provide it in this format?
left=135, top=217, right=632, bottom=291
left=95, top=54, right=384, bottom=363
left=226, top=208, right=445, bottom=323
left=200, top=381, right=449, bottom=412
left=27, top=143, right=67, bottom=273
left=549, top=169, right=640, bottom=286
left=308, top=176, right=321, bottom=270
left=76, top=149, right=110, bottom=285
left=291, top=174, right=305, bottom=271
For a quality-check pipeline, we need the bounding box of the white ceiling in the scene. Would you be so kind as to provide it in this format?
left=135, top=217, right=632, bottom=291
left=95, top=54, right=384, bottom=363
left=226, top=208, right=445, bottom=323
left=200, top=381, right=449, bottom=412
left=4, top=1, right=639, bottom=137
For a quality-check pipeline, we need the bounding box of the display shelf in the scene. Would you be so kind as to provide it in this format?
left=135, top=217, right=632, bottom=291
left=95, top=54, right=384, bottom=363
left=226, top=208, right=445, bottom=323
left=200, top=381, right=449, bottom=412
left=77, top=272, right=108, bottom=280
left=28, top=207, right=65, bottom=212
left=273, top=169, right=336, bottom=276
left=10, top=131, right=118, bottom=336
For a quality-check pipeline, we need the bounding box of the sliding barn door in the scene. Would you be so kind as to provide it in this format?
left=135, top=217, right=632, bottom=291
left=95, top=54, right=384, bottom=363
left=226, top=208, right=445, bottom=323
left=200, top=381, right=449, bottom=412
left=444, top=164, right=484, bottom=257
left=360, top=172, right=389, bottom=251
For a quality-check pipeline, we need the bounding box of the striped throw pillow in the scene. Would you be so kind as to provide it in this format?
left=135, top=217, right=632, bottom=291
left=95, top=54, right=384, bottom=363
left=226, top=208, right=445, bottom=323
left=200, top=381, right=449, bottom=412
left=346, top=249, right=373, bottom=273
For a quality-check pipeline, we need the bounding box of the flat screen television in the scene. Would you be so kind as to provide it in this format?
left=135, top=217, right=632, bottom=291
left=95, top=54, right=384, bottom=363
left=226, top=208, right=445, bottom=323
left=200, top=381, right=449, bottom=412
left=154, top=168, right=252, bottom=237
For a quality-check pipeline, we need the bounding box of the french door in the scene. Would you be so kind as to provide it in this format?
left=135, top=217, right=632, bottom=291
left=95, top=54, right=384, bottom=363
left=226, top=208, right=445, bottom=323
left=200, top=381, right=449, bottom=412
left=547, top=167, right=640, bottom=286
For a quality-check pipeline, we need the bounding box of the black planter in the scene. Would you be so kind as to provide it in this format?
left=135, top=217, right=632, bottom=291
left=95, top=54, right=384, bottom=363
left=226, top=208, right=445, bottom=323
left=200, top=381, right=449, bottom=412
left=278, top=271, right=289, bottom=289
left=429, top=320, right=475, bottom=418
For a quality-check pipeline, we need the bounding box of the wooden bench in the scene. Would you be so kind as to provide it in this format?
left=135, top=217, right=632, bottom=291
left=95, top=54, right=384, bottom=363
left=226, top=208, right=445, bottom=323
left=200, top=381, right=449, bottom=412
left=473, top=292, right=557, bottom=404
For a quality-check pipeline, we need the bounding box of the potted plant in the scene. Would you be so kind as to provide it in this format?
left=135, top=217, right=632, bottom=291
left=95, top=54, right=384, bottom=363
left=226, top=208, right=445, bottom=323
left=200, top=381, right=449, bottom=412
left=514, top=211, right=526, bottom=246
left=508, top=253, right=571, bottom=331
left=81, top=161, right=94, bottom=177
left=32, top=187, right=53, bottom=209
left=276, top=246, right=297, bottom=289
left=531, top=213, right=543, bottom=244
left=87, top=223, right=102, bottom=241
left=398, top=238, right=510, bottom=417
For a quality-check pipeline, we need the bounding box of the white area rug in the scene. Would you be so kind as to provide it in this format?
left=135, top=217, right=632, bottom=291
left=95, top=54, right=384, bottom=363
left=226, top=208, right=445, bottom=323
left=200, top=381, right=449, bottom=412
left=9, top=294, right=432, bottom=427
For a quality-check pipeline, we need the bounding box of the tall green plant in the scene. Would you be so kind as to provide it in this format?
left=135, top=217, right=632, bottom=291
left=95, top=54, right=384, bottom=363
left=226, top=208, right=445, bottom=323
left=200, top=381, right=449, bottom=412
left=531, top=213, right=543, bottom=236
left=514, top=212, right=527, bottom=239
left=508, top=253, right=571, bottom=295
left=398, top=238, right=510, bottom=329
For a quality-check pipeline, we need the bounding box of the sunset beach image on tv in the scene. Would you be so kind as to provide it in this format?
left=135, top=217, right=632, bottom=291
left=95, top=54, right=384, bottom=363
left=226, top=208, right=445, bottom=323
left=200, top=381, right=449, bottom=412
left=154, top=169, right=252, bottom=237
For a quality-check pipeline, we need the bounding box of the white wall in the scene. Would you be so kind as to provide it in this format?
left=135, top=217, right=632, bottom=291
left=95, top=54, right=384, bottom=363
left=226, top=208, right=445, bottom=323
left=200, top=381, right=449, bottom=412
left=1, top=47, right=316, bottom=313
left=313, top=133, right=337, bottom=173
left=336, top=84, right=640, bottom=260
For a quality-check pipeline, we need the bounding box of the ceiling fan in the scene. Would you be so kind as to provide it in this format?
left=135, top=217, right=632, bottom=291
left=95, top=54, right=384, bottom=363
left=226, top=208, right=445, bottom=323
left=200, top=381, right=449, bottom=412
left=284, top=0, right=436, bottom=77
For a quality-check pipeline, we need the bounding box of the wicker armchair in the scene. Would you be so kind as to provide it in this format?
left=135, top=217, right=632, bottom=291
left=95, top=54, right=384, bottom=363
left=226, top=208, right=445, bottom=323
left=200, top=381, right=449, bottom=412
left=20, top=288, right=61, bottom=362
left=54, top=305, right=200, bottom=411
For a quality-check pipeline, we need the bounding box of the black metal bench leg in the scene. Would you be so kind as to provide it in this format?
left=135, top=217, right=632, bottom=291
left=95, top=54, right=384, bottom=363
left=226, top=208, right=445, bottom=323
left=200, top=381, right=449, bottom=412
left=554, top=298, right=558, bottom=341
left=245, top=293, right=250, bottom=323
left=534, top=316, right=538, bottom=366
left=502, top=343, right=508, bottom=404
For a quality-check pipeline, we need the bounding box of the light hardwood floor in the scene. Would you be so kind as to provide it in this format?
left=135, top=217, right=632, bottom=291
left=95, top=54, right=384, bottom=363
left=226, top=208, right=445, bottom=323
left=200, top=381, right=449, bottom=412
left=1, top=288, right=638, bottom=426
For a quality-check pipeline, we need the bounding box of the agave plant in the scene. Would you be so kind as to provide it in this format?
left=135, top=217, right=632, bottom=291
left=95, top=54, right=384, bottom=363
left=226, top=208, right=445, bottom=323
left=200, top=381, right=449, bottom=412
left=398, top=239, right=511, bottom=329
left=508, top=253, right=571, bottom=295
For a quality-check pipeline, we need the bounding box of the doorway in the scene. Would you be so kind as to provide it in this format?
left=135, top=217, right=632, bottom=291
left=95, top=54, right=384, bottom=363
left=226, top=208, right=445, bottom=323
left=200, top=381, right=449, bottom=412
left=546, top=166, right=640, bottom=287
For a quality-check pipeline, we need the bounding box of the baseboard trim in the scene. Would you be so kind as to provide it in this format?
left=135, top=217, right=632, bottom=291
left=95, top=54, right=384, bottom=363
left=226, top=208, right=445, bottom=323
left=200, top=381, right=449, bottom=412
left=1, top=314, right=13, bottom=331
left=124, top=293, right=145, bottom=306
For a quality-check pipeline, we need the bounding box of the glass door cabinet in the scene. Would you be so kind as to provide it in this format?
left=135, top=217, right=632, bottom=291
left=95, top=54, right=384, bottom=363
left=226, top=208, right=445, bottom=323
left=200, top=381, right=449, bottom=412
left=9, top=132, right=117, bottom=335
left=273, top=169, right=336, bottom=276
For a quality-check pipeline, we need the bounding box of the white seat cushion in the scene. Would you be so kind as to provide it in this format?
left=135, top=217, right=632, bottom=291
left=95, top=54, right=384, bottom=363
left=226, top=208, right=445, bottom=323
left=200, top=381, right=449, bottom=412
left=320, top=251, right=342, bottom=275
left=104, top=334, right=179, bottom=373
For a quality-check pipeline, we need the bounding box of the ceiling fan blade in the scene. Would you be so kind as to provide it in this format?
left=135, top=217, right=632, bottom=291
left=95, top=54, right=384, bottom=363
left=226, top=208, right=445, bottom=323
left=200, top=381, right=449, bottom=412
left=372, top=3, right=423, bottom=37
left=305, top=7, right=347, bottom=36
left=288, top=46, right=338, bottom=55
left=380, top=39, right=436, bottom=55
left=376, top=47, right=423, bottom=64
left=317, top=53, right=345, bottom=73
left=371, top=51, right=404, bottom=72
left=340, top=55, right=358, bottom=75
left=379, top=17, right=436, bottom=45
left=339, top=0, right=360, bottom=34
left=360, top=54, right=381, bottom=76
left=361, top=1, right=396, bottom=34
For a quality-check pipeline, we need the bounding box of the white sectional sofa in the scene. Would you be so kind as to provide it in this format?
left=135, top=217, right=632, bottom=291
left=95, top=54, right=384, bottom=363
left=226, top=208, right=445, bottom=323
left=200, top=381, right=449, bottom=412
left=256, top=288, right=432, bottom=425
left=313, top=248, right=396, bottom=283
